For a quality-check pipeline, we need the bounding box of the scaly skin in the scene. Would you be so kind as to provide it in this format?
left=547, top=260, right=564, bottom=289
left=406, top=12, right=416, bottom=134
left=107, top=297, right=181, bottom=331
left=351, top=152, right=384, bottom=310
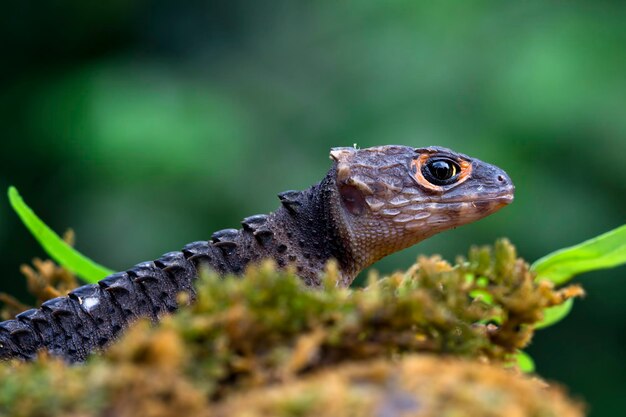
left=0, top=145, right=514, bottom=362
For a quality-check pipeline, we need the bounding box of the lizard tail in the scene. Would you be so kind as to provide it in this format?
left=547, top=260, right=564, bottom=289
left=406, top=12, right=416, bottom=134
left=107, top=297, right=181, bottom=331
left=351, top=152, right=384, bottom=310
left=0, top=241, right=218, bottom=363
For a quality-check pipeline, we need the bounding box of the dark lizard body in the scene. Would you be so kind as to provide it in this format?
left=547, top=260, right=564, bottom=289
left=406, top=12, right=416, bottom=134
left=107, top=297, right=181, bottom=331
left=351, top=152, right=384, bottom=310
left=0, top=145, right=514, bottom=362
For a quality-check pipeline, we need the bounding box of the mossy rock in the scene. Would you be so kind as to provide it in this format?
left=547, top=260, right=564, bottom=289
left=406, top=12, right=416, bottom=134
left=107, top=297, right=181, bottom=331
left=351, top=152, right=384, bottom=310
left=215, top=355, right=583, bottom=417
left=0, top=240, right=583, bottom=416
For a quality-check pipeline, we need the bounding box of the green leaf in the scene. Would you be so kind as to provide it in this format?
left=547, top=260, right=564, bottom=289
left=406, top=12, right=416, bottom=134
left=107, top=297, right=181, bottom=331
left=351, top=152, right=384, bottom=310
left=8, top=186, right=114, bottom=283
left=505, top=350, right=535, bottom=373
left=469, top=289, right=494, bottom=305
left=514, top=350, right=536, bottom=373
left=532, top=224, right=626, bottom=285
left=535, top=298, right=574, bottom=330
left=476, top=276, right=489, bottom=287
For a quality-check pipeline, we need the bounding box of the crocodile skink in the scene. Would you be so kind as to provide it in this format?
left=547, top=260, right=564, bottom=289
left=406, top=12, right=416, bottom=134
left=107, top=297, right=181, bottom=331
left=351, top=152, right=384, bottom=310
left=0, top=145, right=514, bottom=362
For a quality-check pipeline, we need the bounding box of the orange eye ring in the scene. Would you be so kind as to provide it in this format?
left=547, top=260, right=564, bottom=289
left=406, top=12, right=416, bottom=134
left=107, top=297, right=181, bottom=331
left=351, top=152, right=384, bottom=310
left=410, top=154, right=472, bottom=192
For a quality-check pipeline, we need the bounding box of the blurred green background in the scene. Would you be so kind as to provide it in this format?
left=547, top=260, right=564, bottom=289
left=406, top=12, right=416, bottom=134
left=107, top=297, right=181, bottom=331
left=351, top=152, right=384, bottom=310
left=0, top=1, right=624, bottom=415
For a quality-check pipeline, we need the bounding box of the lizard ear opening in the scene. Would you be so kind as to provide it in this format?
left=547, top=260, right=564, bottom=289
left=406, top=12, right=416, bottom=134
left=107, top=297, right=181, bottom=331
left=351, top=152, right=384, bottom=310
left=339, top=183, right=366, bottom=215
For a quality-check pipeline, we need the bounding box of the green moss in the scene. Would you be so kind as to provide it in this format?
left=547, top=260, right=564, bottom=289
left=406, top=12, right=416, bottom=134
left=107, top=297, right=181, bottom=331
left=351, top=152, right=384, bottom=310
left=0, top=240, right=583, bottom=417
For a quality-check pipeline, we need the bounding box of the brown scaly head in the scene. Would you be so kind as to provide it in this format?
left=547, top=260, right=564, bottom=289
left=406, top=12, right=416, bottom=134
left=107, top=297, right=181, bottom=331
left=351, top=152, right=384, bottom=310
left=327, top=145, right=515, bottom=278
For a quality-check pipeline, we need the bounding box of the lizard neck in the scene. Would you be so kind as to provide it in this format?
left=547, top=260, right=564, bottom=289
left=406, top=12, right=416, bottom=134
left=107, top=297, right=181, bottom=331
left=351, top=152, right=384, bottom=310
left=269, top=168, right=358, bottom=286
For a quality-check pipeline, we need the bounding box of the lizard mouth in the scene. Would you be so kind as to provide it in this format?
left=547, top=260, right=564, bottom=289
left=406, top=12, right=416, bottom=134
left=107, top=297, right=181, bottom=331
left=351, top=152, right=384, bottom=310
left=492, top=193, right=514, bottom=205
left=420, top=191, right=514, bottom=218
left=477, top=193, right=514, bottom=205
left=439, top=193, right=514, bottom=206
left=488, top=187, right=515, bottom=205
left=467, top=191, right=515, bottom=215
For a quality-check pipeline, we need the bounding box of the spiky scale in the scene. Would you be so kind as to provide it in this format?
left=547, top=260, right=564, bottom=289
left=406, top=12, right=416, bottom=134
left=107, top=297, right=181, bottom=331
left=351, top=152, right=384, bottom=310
left=99, top=272, right=132, bottom=293
left=69, top=284, right=123, bottom=345
left=41, top=297, right=74, bottom=318
left=253, top=227, right=273, bottom=245
left=240, top=214, right=274, bottom=245
left=15, top=308, right=55, bottom=347
left=15, top=309, right=49, bottom=350
left=0, top=320, right=39, bottom=359
left=6, top=323, right=38, bottom=352
left=127, top=262, right=179, bottom=314
left=182, top=240, right=217, bottom=265
left=278, top=190, right=303, bottom=213
left=210, top=230, right=238, bottom=254
left=15, top=309, right=39, bottom=325
left=69, top=290, right=115, bottom=354
left=41, top=297, right=90, bottom=362
left=34, top=306, right=79, bottom=359
left=241, top=214, right=269, bottom=231
left=19, top=308, right=60, bottom=353
left=154, top=251, right=197, bottom=301
left=0, top=328, right=22, bottom=359
left=100, top=272, right=157, bottom=321
left=210, top=229, right=238, bottom=242
left=1, top=319, right=41, bottom=353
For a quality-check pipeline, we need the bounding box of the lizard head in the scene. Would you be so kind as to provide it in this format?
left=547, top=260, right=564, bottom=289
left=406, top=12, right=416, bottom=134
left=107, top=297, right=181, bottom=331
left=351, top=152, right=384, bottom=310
left=329, top=145, right=515, bottom=274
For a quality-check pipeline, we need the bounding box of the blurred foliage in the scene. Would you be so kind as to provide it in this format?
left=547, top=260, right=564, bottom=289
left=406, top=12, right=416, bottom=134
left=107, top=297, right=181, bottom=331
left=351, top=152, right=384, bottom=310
left=0, top=1, right=624, bottom=416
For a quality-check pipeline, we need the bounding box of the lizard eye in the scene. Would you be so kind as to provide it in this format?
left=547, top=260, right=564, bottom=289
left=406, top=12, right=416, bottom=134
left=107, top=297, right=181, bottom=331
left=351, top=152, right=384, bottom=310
left=422, top=158, right=460, bottom=185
